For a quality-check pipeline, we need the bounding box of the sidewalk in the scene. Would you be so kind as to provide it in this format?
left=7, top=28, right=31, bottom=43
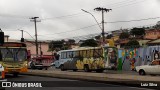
left=21, top=69, right=160, bottom=89
left=23, top=69, right=160, bottom=81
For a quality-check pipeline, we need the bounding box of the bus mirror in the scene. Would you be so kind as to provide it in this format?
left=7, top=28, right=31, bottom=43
left=0, top=31, right=4, bottom=45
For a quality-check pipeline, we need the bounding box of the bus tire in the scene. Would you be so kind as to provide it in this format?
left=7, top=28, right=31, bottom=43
left=45, top=67, right=48, bottom=70
left=73, top=69, right=78, bottom=72
left=13, top=73, right=19, bottom=77
left=60, top=65, right=65, bottom=71
left=96, top=69, right=104, bottom=73
left=38, top=68, right=43, bottom=70
left=84, top=65, right=90, bottom=72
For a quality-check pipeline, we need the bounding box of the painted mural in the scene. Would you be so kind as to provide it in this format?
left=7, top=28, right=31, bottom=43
left=118, top=46, right=160, bottom=71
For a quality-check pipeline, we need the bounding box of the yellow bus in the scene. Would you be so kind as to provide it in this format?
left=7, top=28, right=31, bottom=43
left=57, top=46, right=118, bottom=72
left=0, top=42, right=28, bottom=77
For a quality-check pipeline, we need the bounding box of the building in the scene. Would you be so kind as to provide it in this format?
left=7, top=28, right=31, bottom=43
left=25, top=40, right=52, bottom=58
left=144, top=29, right=160, bottom=39
left=147, top=39, right=160, bottom=46
left=3, top=35, right=52, bottom=58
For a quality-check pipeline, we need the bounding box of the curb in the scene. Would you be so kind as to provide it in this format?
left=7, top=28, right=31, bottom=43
left=21, top=72, right=160, bottom=89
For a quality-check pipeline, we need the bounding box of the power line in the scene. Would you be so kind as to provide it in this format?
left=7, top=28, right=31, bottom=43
left=0, top=14, right=31, bottom=19
left=37, top=23, right=156, bottom=40
left=0, top=0, right=148, bottom=21
left=111, top=0, right=147, bottom=9
left=38, top=16, right=160, bottom=36
left=40, top=0, right=141, bottom=21
left=105, top=17, right=160, bottom=23
left=38, top=23, right=100, bottom=36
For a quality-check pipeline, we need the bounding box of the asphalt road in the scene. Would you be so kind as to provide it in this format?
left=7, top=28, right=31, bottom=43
left=1, top=74, right=155, bottom=90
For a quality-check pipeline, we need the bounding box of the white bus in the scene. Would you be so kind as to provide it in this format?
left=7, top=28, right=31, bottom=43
left=56, top=46, right=118, bottom=72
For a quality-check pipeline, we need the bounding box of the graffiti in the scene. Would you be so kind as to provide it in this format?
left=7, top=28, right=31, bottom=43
left=118, top=46, right=160, bottom=71
left=76, top=57, right=105, bottom=70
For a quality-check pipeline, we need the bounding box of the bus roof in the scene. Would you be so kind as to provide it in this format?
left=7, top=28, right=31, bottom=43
left=58, top=46, right=117, bottom=53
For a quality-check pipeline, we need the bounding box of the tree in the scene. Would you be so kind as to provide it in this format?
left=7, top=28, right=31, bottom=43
left=119, top=32, right=130, bottom=39
left=130, top=28, right=145, bottom=36
left=64, top=39, right=76, bottom=49
left=125, top=39, right=140, bottom=48
left=67, top=39, right=75, bottom=45
left=80, top=39, right=98, bottom=47
left=106, top=34, right=113, bottom=39
left=49, top=40, right=64, bottom=51
left=95, top=35, right=101, bottom=40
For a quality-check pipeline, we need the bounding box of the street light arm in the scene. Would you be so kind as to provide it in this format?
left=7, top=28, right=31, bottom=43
left=23, top=30, right=35, bottom=40
left=81, top=9, right=102, bottom=31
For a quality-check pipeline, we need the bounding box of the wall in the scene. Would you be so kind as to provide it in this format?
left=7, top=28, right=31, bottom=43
left=118, top=46, right=160, bottom=71
left=25, top=41, right=52, bottom=57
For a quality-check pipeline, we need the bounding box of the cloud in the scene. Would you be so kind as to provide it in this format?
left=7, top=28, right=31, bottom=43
left=0, top=0, right=160, bottom=40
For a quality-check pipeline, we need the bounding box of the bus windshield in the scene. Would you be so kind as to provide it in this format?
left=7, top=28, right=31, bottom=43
left=0, top=48, right=27, bottom=62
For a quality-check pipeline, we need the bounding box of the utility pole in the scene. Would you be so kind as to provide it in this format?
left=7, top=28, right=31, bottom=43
left=39, top=42, right=42, bottom=57
left=20, top=30, right=23, bottom=38
left=94, top=7, right=112, bottom=46
left=30, top=17, right=41, bottom=57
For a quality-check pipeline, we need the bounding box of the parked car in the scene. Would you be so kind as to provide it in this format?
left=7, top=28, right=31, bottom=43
left=135, top=60, right=160, bottom=75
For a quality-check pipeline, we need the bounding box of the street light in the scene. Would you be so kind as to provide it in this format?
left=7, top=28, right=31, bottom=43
left=81, top=9, right=102, bottom=31
left=94, top=7, right=112, bottom=46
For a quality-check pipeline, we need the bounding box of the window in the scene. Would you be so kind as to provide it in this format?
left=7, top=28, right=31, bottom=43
left=74, top=51, right=79, bottom=58
left=61, top=53, right=63, bottom=59
left=79, top=50, right=83, bottom=57
left=90, top=49, right=93, bottom=57
left=83, top=50, right=87, bottom=58
left=86, top=50, right=90, bottom=58
left=62, top=52, right=67, bottom=59
left=68, top=51, right=73, bottom=58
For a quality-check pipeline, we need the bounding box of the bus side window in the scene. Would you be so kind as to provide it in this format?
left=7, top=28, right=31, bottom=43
left=69, top=52, right=73, bottom=58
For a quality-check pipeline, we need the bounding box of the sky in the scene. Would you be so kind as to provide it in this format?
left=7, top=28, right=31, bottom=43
left=0, top=0, right=160, bottom=41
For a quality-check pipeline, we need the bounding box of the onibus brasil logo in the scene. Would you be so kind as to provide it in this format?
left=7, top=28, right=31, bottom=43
left=2, top=82, right=42, bottom=87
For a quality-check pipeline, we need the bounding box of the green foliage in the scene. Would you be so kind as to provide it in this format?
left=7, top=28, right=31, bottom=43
left=119, top=32, right=130, bottom=39
left=106, top=34, right=113, bottom=39
left=67, top=39, right=75, bottom=45
left=49, top=39, right=76, bottom=51
left=80, top=39, right=98, bottom=47
left=125, top=39, right=140, bottom=48
left=95, top=35, right=101, bottom=40
left=49, top=40, right=64, bottom=51
left=130, top=28, right=145, bottom=36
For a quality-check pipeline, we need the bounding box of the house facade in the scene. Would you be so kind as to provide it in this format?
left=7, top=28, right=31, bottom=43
left=25, top=40, right=52, bottom=58
left=144, top=29, right=160, bottom=39
left=3, top=35, right=52, bottom=58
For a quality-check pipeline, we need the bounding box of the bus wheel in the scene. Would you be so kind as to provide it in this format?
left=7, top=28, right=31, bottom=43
left=73, top=69, right=77, bottom=72
left=96, top=69, right=104, bottom=73
left=38, top=68, right=43, bottom=70
left=45, top=67, right=48, bottom=70
left=60, top=65, right=65, bottom=71
left=13, top=73, right=19, bottom=77
left=84, top=65, right=90, bottom=72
